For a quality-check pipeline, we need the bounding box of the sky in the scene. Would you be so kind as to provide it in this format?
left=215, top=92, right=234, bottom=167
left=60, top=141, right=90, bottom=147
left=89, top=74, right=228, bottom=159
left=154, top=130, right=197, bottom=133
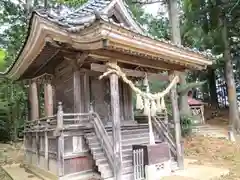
left=144, top=2, right=168, bottom=16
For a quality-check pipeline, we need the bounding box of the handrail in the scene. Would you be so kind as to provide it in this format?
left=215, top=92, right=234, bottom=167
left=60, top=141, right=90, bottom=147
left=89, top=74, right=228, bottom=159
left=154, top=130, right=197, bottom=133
left=91, top=112, right=114, bottom=170
left=25, top=115, right=57, bottom=123
left=63, top=113, right=92, bottom=116
left=152, top=116, right=177, bottom=157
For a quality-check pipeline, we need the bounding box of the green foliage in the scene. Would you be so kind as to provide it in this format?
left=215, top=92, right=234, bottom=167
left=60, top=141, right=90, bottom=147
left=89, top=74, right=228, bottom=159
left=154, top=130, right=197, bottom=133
left=177, top=81, right=206, bottom=96
left=55, top=0, right=87, bottom=7
left=180, top=114, right=193, bottom=137
left=0, top=49, right=6, bottom=71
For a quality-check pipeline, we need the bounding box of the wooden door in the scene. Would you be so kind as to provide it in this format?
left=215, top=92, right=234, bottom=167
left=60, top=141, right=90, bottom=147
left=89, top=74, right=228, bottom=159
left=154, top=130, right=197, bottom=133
left=90, top=77, right=110, bottom=124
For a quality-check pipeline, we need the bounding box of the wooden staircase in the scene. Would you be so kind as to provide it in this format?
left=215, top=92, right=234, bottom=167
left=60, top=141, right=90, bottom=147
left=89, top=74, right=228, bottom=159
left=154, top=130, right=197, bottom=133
left=85, top=112, right=177, bottom=179
left=85, top=126, right=163, bottom=179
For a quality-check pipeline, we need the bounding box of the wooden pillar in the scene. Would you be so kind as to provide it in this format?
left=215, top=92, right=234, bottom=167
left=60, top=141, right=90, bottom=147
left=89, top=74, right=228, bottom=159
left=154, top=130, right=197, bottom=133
left=110, top=72, right=122, bottom=180
left=29, top=80, right=39, bottom=120
left=29, top=80, right=40, bottom=166
left=169, top=72, right=184, bottom=169
left=44, top=78, right=53, bottom=170
left=44, top=79, right=53, bottom=116
left=122, top=82, right=129, bottom=120
left=57, top=102, right=64, bottom=176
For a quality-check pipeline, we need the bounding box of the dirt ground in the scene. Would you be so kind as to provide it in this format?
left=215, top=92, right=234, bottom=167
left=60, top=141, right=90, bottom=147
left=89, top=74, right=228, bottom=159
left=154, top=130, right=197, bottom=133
left=0, top=112, right=240, bottom=180
left=0, top=143, right=24, bottom=180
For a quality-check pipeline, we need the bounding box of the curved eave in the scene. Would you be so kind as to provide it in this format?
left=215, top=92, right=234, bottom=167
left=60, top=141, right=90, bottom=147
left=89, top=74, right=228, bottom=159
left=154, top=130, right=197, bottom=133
left=4, top=14, right=212, bottom=80
left=100, top=22, right=212, bottom=70
left=4, top=15, right=104, bottom=80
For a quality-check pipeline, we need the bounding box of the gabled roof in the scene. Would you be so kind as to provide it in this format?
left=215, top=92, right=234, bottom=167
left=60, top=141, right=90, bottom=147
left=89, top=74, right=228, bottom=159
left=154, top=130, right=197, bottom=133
left=0, top=0, right=213, bottom=80
left=36, top=0, right=144, bottom=33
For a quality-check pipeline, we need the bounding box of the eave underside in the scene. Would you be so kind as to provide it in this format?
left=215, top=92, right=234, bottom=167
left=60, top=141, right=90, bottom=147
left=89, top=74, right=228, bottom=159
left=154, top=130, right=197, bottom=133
left=6, top=15, right=212, bottom=80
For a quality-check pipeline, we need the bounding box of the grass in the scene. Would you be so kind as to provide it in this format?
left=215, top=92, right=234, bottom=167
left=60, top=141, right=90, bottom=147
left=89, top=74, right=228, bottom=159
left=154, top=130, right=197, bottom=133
left=184, top=135, right=240, bottom=180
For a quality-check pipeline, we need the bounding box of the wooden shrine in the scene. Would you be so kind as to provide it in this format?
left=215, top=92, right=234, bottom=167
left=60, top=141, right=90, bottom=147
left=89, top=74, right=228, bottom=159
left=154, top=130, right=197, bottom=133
left=2, top=0, right=213, bottom=179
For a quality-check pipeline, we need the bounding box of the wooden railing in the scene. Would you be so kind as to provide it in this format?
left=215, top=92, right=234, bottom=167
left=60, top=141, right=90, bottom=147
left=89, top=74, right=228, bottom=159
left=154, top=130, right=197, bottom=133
left=152, top=116, right=177, bottom=157
left=24, top=113, right=93, bottom=132
left=24, top=115, right=57, bottom=132
left=90, top=112, right=114, bottom=170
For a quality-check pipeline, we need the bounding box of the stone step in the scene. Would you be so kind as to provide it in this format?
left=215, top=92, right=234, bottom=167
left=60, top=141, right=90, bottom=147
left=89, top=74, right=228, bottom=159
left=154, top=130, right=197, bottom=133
left=100, top=166, right=133, bottom=179
left=104, top=173, right=133, bottom=180
left=98, top=159, right=132, bottom=172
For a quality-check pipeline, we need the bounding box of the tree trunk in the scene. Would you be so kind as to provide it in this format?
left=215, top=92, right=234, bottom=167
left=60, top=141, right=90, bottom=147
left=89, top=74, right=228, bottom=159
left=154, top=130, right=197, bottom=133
left=221, top=17, right=240, bottom=141
left=208, top=67, right=218, bottom=107
left=167, top=0, right=191, bottom=116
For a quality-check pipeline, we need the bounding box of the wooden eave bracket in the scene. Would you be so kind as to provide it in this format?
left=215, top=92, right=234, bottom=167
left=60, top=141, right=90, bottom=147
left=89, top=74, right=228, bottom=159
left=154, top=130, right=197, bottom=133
left=64, top=52, right=89, bottom=70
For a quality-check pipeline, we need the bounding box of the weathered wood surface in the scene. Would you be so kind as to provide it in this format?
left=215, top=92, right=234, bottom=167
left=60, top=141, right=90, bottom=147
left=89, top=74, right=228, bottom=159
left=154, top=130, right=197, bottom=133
left=91, top=112, right=114, bottom=169
left=29, top=80, right=39, bottom=120
left=89, top=51, right=186, bottom=71
left=57, top=103, right=64, bottom=176
left=110, top=72, right=122, bottom=180
left=169, top=72, right=184, bottom=169
left=122, top=82, right=134, bottom=120
left=90, top=77, right=110, bottom=123
left=91, top=63, right=169, bottom=81
left=73, top=70, right=83, bottom=113
left=83, top=73, right=90, bottom=112
left=43, top=80, right=53, bottom=170
left=54, top=59, right=74, bottom=113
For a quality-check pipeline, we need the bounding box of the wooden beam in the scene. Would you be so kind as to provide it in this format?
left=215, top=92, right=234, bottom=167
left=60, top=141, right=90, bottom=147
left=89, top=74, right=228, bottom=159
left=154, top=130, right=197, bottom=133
left=89, top=50, right=187, bottom=71
left=169, top=71, right=184, bottom=169
left=110, top=69, right=122, bottom=180
left=90, top=63, right=169, bottom=81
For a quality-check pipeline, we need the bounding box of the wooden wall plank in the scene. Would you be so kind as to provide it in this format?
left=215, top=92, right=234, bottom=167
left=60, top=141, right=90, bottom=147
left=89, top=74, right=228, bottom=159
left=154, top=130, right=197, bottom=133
left=83, top=73, right=90, bottom=112
left=73, top=70, right=83, bottom=113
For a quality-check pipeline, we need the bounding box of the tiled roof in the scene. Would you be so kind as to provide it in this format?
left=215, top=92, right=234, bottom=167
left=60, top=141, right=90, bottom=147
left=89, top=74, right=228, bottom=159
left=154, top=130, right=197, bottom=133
left=34, top=0, right=214, bottom=59
left=0, top=0, right=213, bottom=78
left=36, top=0, right=111, bottom=28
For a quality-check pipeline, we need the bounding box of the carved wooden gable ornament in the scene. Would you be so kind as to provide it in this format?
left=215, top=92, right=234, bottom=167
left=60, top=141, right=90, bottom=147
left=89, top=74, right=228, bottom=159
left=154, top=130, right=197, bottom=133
left=1, top=0, right=213, bottom=80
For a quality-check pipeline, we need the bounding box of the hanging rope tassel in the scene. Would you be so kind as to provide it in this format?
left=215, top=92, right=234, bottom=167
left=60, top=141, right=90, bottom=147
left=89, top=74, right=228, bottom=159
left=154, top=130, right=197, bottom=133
left=161, top=97, right=166, bottom=110
left=136, top=93, right=144, bottom=110
left=143, top=97, right=150, bottom=116
left=156, top=98, right=161, bottom=113
left=151, top=100, right=157, bottom=116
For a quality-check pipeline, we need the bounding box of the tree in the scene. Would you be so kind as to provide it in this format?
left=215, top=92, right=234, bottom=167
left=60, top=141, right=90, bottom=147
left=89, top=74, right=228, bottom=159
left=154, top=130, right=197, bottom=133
left=0, top=0, right=87, bottom=142
left=167, top=0, right=194, bottom=117
left=183, top=0, right=240, bottom=140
